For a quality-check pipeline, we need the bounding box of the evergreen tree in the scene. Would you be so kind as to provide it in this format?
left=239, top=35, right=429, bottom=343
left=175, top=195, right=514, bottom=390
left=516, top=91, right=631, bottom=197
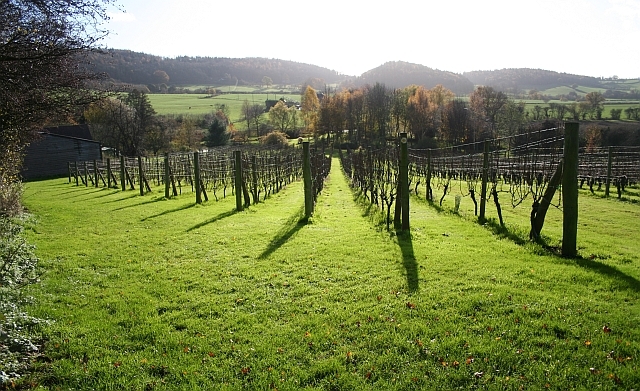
left=205, top=118, right=230, bottom=147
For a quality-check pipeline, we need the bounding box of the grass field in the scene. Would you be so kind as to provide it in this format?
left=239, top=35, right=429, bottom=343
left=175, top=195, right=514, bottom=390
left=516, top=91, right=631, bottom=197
left=148, top=93, right=302, bottom=123
left=20, top=157, right=640, bottom=390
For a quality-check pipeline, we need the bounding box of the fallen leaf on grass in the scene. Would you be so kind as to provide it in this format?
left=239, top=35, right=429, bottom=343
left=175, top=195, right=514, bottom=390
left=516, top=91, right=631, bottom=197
left=602, top=325, right=612, bottom=333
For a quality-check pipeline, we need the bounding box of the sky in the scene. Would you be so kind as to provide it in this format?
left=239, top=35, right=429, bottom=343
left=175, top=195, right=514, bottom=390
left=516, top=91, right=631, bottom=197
left=102, top=0, right=640, bottom=79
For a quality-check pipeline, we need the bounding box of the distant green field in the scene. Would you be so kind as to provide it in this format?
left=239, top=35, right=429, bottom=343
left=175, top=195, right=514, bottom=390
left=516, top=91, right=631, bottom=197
left=148, top=93, right=302, bottom=124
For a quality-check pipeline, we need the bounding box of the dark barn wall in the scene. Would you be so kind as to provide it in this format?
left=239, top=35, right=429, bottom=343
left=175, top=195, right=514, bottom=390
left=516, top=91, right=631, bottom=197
left=22, top=134, right=101, bottom=180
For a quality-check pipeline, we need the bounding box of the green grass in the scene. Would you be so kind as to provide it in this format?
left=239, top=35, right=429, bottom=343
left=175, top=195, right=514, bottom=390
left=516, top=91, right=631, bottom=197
left=20, top=159, right=640, bottom=390
left=148, top=93, right=301, bottom=124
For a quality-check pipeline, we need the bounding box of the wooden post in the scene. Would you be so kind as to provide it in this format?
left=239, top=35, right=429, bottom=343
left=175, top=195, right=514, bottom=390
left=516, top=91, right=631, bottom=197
left=426, top=149, right=432, bottom=201
left=68, top=162, right=72, bottom=183
left=479, top=140, right=489, bottom=222
left=562, top=122, right=579, bottom=257
left=234, top=150, right=243, bottom=211
left=303, top=141, right=313, bottom=218
left=164, top=153, right=170, bottom=199
left=107, top=158, right=112, bottom=188
left=399, top=133, right=410, bottom=230
left=93, top=160, right=99, bottom=188
left=83, top=161, right=88, bottom=187
left=75, top=161, right=79, bottom=186
left=194, top=152, right=202, bottom=204
left=120, top=156, right=126, bottom=191
left=605, top=146, right=612, bottom=197
left=251, top=155, right=258, bottom=204
left=367, top=146, right=374, bottom=202
left=138, top=156, right=144, bottom=196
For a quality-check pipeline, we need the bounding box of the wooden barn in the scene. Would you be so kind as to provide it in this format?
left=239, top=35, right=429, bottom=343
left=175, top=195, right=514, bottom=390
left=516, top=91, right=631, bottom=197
left=22, top=125, right=102, bottom=180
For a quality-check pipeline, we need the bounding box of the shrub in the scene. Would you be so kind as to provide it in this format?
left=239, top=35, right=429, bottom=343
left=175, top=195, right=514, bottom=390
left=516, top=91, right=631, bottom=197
left=260, top=131, right=289, bottom=147
left=0, top=216, right=44, bottom=385
left=0, top=176, right=23, bottom=218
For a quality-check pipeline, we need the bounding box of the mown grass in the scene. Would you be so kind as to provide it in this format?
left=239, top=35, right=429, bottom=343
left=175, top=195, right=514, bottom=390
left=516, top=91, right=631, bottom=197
left=19, top=159, right=640, bottom=390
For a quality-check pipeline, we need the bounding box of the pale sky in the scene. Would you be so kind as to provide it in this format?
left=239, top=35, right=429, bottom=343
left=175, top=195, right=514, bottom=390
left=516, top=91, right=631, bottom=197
left=102, top=0, right=640, bottom=79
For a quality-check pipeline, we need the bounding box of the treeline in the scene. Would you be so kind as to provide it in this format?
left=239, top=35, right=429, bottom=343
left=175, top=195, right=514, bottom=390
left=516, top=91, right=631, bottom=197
left=344, top=61, right=474, bottom=95
left=84, top=49, right=347, bottom=87
left=464, top=68, right=604, bottom=92
left=315, top=83, right=640, bottom=149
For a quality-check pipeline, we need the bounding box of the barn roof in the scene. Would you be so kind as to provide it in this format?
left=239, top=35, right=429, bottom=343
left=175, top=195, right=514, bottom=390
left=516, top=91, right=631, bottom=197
left=44, top=124, right=93, bottom=141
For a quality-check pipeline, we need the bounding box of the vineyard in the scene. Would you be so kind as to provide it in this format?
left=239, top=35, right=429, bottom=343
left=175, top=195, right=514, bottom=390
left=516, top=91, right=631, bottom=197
left=340, top=124, right=640, bottom=252
left=68, top=143, right=331, bottom=214
left=17, top=122, right=640, bottom=389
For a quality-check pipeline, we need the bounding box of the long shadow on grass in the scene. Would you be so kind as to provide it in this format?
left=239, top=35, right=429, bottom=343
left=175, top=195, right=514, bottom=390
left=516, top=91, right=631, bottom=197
left=142, top=203, right=195, bottom=221
left=111, top=196, right=165, bottom=211
left=258, top=206, right=307, bottom=259
left=58, top=188, right=104, bottom=199
left=396, top=230, right=419, bottom=292
left=101, top=192, right=139, bottom=204
left=186, top=209, right=236, bottom=232
left=567, top=257, right=640, bottom=292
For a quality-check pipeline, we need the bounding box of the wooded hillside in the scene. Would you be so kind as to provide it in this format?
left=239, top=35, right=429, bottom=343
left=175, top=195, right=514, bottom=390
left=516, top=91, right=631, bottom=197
left=347, top=61, right=474, bottom=94
left=85, top=49, right=348, bottom=86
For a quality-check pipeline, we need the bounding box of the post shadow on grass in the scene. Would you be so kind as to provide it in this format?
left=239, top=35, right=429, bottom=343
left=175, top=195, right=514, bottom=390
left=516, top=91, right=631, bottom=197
left=396, top=229, right=419, bottom=292
left=141, top=203, right=196, bottom=221
left=100, top=192, right=139, bottom=204
left=186, top=209, right=236, bottom=232
left=258, top=206, right=307, bottom=259
left=568, top=255, right=640, bottom=292
left=60, top=188, right=104, bottom=199
left=483, top=218, right=529, bottom=246
left=111, top=196, right=166, bottom=211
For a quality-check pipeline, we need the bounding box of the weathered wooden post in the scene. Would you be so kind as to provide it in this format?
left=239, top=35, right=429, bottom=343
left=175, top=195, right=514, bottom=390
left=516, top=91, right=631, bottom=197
left=400, top=132, right=410, bottom=231
left=138, top=156, right=144, bottom=196
left=83, top=161, right=88, bottom=187
left=562, top=122, right=579, bottom=257
left=605, top=146, right=612, bottom=197
left=367, top=146, right=374, bottom=202
left=426, top=149, right=432, bottom=201
left=74, top=161, right=79, bottom=186
left=303, top=141, right=313, bottom=218
left=251, top=155, right=258, bottom=204
left=194, top=152, right=202, bottom=204
left=120, top=156, right=126, bottom=191
left=93, top=160, right=99, bottom=188
left=164, top=153, right=170, bottom=199
left=68, top=162, right=72, bottom=183
left=234, top=150, right=243, bottom=211
left=107, top=158, right=112, bottom=188
left=479, top=140, right=490, bottom=222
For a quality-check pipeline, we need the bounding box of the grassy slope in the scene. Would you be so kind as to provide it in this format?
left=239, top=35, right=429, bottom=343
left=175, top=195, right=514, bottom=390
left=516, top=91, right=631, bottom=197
left=21, top=159, right=640, bottom=390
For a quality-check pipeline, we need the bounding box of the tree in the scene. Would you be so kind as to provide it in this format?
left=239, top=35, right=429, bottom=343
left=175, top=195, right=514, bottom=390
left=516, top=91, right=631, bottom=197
left=301, top=86, right=320, bottom=134
left=205, top=118, right=229, bottom=147
left=172, top=118, right=203, bottom=151
left=241, top=99, right=264, bottom=138
left=441, top=100, right=469, bottom=145
left=262, top=76, right=273, bottom=88
left=470, top=86, right=508, bottom=138
left=268, top=101, right=297, bottom=134
left=144, top=117, right=172, bottom=155
left=585, top=91, right=605, bottom=114
left=610, top=108, right=622, bottom=121
left=153, top=70, right=170, bottom=84
left=85, top=90, right=155, bottom=156
left=0, top=0, right=114, bottom=181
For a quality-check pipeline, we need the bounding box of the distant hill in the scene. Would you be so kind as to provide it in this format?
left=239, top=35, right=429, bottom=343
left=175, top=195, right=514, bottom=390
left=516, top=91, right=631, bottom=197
left=85, top=49, right=348, bottom=87
left=463, top=68, right=604, bottom=92
left=347, top=61, right=474, bottom=94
